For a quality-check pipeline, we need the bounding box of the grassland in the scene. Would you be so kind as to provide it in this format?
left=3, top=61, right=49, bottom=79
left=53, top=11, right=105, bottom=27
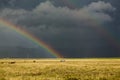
left=0, top=58, right=120, bottom=80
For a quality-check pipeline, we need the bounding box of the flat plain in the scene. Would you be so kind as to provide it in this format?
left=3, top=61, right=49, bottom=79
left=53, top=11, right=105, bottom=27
left=0, top=58, right=120, bottom=80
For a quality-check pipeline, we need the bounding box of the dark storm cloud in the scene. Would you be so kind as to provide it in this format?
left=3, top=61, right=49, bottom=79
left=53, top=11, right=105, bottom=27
left=0, top=0, right=45, bottom=10
left=0, top=0, right=119, bottom=58
left=0, top=1, right=115, bottom=27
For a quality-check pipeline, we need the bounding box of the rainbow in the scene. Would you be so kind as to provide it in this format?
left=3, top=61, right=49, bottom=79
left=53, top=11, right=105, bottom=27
left=0, top=19, right=63, bottom=58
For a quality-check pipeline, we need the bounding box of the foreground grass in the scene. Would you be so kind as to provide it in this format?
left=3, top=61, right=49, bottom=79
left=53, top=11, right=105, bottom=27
left=0, top=58, right=120, bottom=80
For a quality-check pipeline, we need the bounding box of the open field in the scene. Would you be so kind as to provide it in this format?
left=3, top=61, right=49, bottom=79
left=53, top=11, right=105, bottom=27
left=0, top=58, right=120, bottom=80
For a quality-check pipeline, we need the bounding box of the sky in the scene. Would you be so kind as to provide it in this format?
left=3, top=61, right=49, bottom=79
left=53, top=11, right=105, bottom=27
left=0, top=0, right=120, bottom=58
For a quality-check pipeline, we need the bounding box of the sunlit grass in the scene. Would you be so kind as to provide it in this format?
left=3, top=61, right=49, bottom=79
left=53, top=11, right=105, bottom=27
left=0, top=58, right=120, bottom=80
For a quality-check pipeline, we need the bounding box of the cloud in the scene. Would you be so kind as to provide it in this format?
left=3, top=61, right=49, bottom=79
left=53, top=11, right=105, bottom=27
left=27, top=1, right=114, bottom=26
left=0, top=1, right=115, bottom=29
left=81, top=1, right=116, bottom=22
left=84, top=1, right=116, bottom=12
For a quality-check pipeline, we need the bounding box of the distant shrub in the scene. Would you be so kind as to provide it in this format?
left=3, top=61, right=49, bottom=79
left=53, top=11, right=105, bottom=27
left=33, top=60, right=36, bottom=63
left=9, top=62, right=16, bottom=64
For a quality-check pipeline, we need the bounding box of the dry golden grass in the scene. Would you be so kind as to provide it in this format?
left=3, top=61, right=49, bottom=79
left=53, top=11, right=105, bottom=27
left=0, top=58, right=120, bottom=80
